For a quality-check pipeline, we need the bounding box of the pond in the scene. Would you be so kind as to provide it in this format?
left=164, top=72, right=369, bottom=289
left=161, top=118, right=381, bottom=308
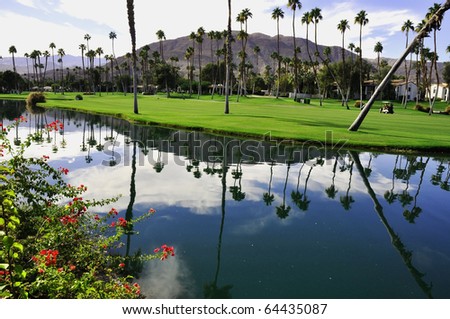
left=2, top=99, right=450, bottom=298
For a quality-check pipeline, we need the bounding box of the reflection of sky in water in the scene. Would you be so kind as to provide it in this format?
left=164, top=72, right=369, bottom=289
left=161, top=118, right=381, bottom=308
left=3, top=103, right=450, bottom=298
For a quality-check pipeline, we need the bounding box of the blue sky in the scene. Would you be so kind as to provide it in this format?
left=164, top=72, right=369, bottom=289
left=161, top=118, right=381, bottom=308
left=0, top=0, right=449, bottom=60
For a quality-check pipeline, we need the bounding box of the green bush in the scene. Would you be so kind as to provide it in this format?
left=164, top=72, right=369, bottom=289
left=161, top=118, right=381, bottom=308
left=26, top=92, right=46, bottom=107
left=75, top=94, right=83, bottom=101
left=0, top=119, right=174, bottom=298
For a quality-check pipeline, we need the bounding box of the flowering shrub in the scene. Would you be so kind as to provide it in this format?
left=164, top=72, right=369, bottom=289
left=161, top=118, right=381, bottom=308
left=0, top=117, right=174, bottom=298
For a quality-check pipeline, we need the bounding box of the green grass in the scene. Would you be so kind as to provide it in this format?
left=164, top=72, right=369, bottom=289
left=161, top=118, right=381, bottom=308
left=1, top=92, right=450, bottom=152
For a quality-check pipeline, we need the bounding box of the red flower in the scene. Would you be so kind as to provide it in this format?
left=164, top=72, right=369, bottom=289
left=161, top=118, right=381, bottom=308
left=119, top=263, right=125, bottom=268
left=153, top=248, right=160, bottom=253
left=108, top=208, right=118, bottom=216
left=117, top=217, right=127, bottom=228
left=69, top=265, right=76, bottom=271
left=94, top=214, right=100, bottom=221
left=110, top=221, right=116, bottom=227
left=149, top=208, right=156, bottom=214
left=59, top=167, right=69, bottom=175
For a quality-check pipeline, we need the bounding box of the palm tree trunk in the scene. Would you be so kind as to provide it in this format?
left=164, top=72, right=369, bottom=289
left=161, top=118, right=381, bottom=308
left=348, top=1, right=450, bottom=131
left=224, top=0, right=231, bottom=114
left=127, top=0, right=138, bottom=114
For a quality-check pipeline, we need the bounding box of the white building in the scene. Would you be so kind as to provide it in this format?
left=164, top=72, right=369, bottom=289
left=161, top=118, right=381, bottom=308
left=393, top=81, right=418, bottom=101
left=430, top=83, right=449, bottom=102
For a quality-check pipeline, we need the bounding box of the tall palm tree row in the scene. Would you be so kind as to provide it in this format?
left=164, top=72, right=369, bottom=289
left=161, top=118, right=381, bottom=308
left=287, top=0, right=302, bottom=99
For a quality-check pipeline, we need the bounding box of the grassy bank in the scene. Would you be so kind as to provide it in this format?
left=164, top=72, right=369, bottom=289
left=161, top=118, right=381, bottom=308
left=1, top=92, right=450, bottom=152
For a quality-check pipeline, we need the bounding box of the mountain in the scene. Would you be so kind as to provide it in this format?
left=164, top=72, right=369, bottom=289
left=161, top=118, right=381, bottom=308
left=0, top=55, right=90, bottom=73
left=128, top=32, right=346, bottom=75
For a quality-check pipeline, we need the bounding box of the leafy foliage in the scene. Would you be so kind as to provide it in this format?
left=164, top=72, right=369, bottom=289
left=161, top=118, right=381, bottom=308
left=0, top=118, right=173, bottom=298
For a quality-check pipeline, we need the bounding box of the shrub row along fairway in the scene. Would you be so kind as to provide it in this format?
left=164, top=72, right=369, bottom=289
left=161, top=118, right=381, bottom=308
left=2, top=92, right=450, bottom=152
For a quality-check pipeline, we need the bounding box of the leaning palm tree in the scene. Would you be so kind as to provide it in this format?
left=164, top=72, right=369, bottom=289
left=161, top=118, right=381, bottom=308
left=337, top=19, right=350, bottom=108
left=126, top=0, right=138, bottom=114
left=287, top=0, right=302, bottom=99
left=401, top=20, right=415, bottom=108
left=348, top=0, right=450, bottom=131
left=272, top=7, right=284, bottom=98
left=354, top=10, right=369, bottom=105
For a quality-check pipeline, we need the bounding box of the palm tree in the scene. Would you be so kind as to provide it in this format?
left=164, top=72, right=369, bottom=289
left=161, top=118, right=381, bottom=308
left=287, top=0, right=302, bottom=98
left=337, top=19, right=350, bottom=108
left=374, top=41, right=383, bottom=74
left=42, top=50, right=50, bottom=83
left=8, top=46, right=17, bottom=91
left=126, top=0, right=139, bottom=114
left=348, top=0, right=450, bottom=131
left=96, top=47, right=104, bottom=95
left=57, top=48, right=65, bottom=93
left=301, top=11, right=313, bottom=63
left=84, top=34, right=91, bottom=52
left=79, top=44, right=87, bottom=85
left=196, top=27, right=205, bottom=97
left=49, top=42, right=56, bottom=84
left=354, top=10, right=369, bottom=104
left=426, top=3, right=443, bottom=114
left=185, top=46, right=194, bottom=96
left=239, top=8, right=252, bottom=96
left=311, top=7, right=323, bottom=106
left=401, top=20, right=414, bottom=108
left=156, top=29, right=166, bottom=61
left=24, top=53, right=31, bottom=90
left=272, top=7, right=284, bottom=98
left=224, top=0, right=232, bottom=114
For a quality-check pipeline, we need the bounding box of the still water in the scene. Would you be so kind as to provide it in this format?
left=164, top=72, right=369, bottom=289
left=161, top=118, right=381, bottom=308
left=2, top=100, right=450, bottom=298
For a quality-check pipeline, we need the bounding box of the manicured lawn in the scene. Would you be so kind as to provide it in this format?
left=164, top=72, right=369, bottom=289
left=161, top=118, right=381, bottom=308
left=2, top=92, right=450, bottom=152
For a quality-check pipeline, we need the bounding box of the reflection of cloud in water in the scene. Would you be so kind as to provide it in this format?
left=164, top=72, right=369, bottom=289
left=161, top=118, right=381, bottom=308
left=139, top=253, right=196, bottom=299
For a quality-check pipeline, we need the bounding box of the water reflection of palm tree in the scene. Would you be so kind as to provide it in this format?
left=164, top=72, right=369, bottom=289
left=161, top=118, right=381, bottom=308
left=340, top=160, right=354, bottom=211
left=291, top=163, right=313, bottom=212
left=403, top=158, right=429, bottom=223
left=276, top=161, right=291, bottom=219
left=325, top=157, right=339, bottom=199
left=81, top=117, right=88, bottom=152
left=350, top=151, right=433, bottom=298
left=230, top=158, right=245, bottom=201
left=263, top=161, right=275, bottom=206
left=95, top=117, right=104, bottom=152
left=431, top=160, right=450, bottom=191
left=384, top=155, right=399, bottom=204
left=204, top=141, right=232, bottom=298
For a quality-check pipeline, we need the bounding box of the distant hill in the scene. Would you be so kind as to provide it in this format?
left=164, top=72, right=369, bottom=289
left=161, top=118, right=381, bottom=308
left=126, top=32, right=347, bottom=75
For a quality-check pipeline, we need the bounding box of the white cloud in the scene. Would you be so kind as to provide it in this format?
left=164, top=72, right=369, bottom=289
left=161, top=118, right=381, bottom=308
left=16, top=0, right=36, bottom=8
